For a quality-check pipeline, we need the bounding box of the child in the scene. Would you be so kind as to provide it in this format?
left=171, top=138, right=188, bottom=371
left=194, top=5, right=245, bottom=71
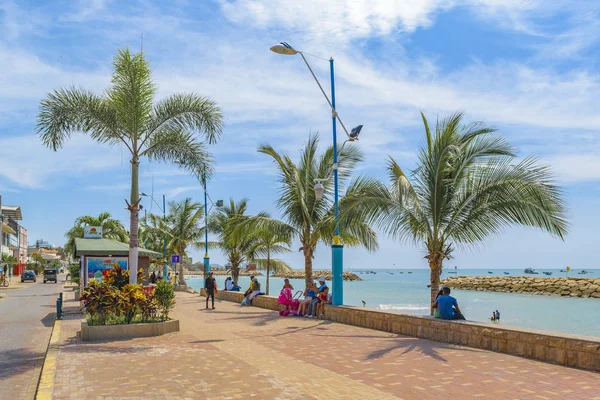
left=316, top=287, right=329, bottom=318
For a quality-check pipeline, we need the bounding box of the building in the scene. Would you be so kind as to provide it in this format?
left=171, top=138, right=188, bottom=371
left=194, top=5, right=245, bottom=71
left=18, top=226, right=28, bottom=264
left=1, top=203, right=25, bottom=275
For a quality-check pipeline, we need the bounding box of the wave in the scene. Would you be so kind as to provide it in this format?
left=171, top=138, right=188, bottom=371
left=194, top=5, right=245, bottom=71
left=378, top=304, right=429, bottom=311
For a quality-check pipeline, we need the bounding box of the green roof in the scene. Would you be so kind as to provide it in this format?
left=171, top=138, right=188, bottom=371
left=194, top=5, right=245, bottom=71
left=74, top=238, right=162, bottom=258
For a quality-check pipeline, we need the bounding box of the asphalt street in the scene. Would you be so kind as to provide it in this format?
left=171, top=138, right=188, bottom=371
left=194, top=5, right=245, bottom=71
left=0, top=275, right=64, bottom=400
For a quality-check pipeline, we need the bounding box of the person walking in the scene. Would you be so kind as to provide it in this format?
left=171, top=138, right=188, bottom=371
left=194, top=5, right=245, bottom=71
left=205, top=272, right=217, bottom=310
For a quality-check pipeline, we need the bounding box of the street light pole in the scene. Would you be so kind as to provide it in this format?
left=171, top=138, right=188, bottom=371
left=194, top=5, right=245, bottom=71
left=203, top=171, right=210, bottom=275
left=163, top=194, right=167, bottom=279
left=329, top=58, right=343, bottom=306
left=270, top=42, right=363, bottom=306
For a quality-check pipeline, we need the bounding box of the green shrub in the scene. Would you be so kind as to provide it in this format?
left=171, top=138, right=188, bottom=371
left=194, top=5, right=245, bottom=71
left=154, top=280, right=175, bottom=320
left=80, top=266, right=163, bottom=326
left=68, top=264, right=80, bottom=280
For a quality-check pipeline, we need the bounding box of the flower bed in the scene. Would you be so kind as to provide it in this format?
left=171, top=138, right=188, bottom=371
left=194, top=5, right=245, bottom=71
left=79, top=265, right=175, bottom=327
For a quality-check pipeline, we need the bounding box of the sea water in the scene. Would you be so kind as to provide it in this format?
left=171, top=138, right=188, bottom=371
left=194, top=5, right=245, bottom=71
left=186, top=268, right=600, bottom=337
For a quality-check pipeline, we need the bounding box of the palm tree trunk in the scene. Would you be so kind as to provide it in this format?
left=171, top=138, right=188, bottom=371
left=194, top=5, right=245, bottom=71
left=231, top=263, right=239, bottom=285
left=266, top=250, right=270, bottom=295
left=178, top=262, right=187, bottom=286
left=128, top=157, right=140, bottom=284
left=303, top=247, right=313, bottom=284
left=429, top=256, right=443, bottom=315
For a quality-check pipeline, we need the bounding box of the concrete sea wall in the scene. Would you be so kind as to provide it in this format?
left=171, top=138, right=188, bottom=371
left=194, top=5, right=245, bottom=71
left=442, top=276, right=600, bottom=298
left=210, top=290, right=600, bottom=372
left=272, top=270, right=362, bottom=281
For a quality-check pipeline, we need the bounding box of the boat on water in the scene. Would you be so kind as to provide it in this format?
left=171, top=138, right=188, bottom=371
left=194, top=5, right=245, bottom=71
left=560, top=269, right=566, bottom=272
left=408, top=272, right=412, bottom=274
left=488, top=271, right=493, bottom=274
left=542, top=271, right=552, bottom=276
left=524, top=268, right=539, bottom=274
left=578, top=270, right=591, bottom=275
left=504, top=272, right=510, bottom=275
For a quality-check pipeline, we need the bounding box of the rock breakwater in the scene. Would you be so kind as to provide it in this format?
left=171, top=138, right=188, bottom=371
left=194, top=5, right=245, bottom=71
left=272, top=270, right=362, bottom=281
left=441, top=276, right=600, bottom=298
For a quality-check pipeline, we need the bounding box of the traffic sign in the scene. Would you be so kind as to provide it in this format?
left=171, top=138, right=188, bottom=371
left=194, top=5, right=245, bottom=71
left=171, top=255, right=180, bottom=263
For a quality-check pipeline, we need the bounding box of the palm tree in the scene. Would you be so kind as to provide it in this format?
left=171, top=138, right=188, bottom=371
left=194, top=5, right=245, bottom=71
left=139, top=213, right=166, bottom=256
left=208, top=198, right=259, bottom=284
left=37, top=48, right=223, bottom=283
left=64, top=212, right=129, bottom=256
left=153, top=198, right=206, bottom=287
left=245, top=218, right=293, bottom=295
left=257, top=133, right=378, bottom=283
left=355, top=112, right=568, bottom=314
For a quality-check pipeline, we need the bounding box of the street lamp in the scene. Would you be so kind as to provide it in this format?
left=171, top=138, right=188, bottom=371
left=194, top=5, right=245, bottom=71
left=140, top=192, right=168, bottom=279
left=199, top=170, right=223, bottom=276
left=270, top=41, right=364, bottom=306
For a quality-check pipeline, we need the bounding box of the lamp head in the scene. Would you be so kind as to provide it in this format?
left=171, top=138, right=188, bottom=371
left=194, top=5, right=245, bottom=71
left=216, top=200, right=224, bottom=207
left=140, top=192, right=149, bottom=197
left=270, top=42, right=298, bottom=55
left=314, top=182, right=325, bottom=201
left=349, top=125, right=363, bottom=141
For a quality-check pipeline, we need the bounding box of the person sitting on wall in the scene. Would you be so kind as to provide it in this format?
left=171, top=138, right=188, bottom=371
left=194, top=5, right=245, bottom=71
left=225, top=277, right=241, bottom=292
left=243, top=276, right=255, bottom=297
left=432, top=288, right=444, bottom=318
left=433, top=286, right=466, bottom=320
left=309, top=277, right=328, bottom=318
left=316, top=286, right=329, bottom=318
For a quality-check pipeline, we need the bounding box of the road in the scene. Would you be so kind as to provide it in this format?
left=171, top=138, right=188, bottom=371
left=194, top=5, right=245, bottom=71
left=0, top=275, right=64, bottom=400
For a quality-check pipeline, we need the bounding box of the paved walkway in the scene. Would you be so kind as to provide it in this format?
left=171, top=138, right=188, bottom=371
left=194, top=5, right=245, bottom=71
left=51, top=292, right=599, bottom=399
left=0, top=277, right=64, bottom=400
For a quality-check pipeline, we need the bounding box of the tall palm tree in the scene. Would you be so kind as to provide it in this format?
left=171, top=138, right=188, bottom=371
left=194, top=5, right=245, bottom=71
left=153, top=198, right=206, bottom=287
left=208, top=198, right=259, bottom=284
left=257, top=133, right=378, bottom=283
left=354, top=112, right=568, bottom=314
left=245, top=218, right=293, bottom=295
left=37, top=48, right=223, bottom=283
left=64, top=212, right=129, bottom=256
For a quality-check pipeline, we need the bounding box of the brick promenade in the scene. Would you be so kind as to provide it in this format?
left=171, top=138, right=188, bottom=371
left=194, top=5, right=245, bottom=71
left=51, top=292, right=599, bottom=399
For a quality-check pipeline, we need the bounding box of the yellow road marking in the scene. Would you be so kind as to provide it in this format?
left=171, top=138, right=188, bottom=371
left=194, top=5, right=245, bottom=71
left=36, top=319, right=61, bottom=400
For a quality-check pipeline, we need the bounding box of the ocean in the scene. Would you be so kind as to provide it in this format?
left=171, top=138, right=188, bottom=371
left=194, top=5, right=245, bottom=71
left=186, top=268, right=600, bottom=338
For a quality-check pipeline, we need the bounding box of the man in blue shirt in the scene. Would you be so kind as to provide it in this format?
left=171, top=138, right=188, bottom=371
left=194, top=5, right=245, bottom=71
left=309, top=277, right=328, bottom=317
left=433, top=287, right=465, bottom=320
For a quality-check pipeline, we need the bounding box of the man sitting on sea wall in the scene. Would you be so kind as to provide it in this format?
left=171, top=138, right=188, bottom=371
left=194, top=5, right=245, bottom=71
left=434, top=286, right=466, bottom=320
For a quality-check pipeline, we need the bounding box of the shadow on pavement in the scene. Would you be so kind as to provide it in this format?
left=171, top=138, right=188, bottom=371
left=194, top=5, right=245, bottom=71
left=0, top=349, right=45, bottom=379
left=40, top=312, right=56, bottom=327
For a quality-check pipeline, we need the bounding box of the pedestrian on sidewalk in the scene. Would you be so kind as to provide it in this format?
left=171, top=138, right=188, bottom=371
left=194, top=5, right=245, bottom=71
left=205, top=272, right=217, bottom=309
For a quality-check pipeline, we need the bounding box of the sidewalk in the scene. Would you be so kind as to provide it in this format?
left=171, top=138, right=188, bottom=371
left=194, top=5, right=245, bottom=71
left=50, top=292, right=599, bottom=399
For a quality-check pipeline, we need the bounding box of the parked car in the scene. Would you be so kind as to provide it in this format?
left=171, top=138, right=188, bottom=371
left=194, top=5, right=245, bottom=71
left=43, top=269, right=57, bottom=284
left=21, top=270, right=37, bottom=283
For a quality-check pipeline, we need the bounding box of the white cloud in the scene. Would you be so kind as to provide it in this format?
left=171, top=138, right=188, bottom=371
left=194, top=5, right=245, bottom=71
left=220, top=0, right=455, bottom=42
left=0, top=135, right=123, bottom=188
left=547, top=154, right=600, bottom=183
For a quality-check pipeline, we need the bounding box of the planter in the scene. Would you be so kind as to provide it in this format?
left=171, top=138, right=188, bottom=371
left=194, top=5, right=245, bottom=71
left=81, top=319, right=179, bottom=341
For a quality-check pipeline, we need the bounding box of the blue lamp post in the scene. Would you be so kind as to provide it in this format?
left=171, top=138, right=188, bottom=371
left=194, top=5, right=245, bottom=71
left=140, top=192, right=168, bottom=278
left=202, top=171, right=210, bottom=275
left=270, top=42, right=363, bottom=306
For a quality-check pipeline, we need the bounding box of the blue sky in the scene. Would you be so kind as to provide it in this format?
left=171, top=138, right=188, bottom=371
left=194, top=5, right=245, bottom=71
left=1, top=0, right=600, bottom=270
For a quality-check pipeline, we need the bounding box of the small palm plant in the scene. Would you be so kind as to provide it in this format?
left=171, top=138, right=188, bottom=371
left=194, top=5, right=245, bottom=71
left=64, top=212, right=129, bottom=257
left=244, top=217, right=293, bottom=295
left=208, top=198, right=257, bottom=284
left=37, top=48, right=223, bottom=283
left=351, top=112, right=568, bottom=314
left=257, top=134, right=378, bottom=283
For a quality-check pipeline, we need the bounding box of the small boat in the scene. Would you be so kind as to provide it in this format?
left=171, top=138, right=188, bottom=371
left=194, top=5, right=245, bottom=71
left=578, top=270, right=591, bottom=275
left=504, top=272, right=510, bottom=275
left=488, top=271, right=493, bottom=274
left=408, top=272, right=412, bottom=274
left=559, top=269, right=566, bottom=272
left=542, top=271, right=552, bottom=276
left=524, top=268, right=539, bottom=274
left=399, top=272, right=404, bottom=274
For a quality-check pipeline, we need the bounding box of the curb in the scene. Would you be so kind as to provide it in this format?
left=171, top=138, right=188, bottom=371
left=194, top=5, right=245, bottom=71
left=35, top=319, right=62, bottom=400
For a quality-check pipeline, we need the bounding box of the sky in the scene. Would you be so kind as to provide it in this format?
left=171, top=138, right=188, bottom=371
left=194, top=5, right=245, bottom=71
left=1, top=0, right=600, bottom=270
